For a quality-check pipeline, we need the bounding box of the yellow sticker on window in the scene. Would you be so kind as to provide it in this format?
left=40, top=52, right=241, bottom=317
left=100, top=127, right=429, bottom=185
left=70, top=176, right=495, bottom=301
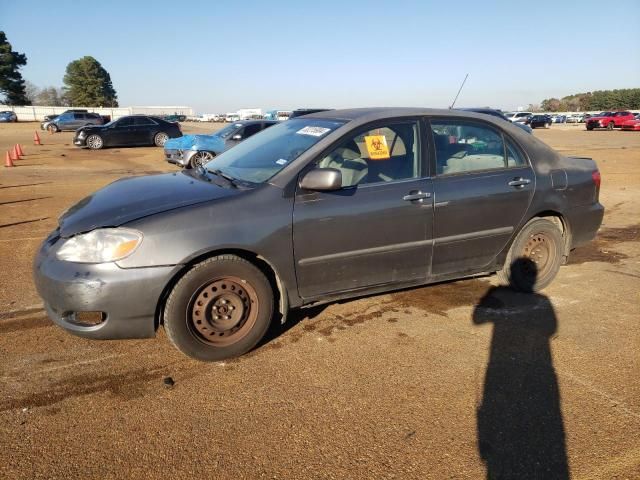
left=364, top=135, right=390, bottom=160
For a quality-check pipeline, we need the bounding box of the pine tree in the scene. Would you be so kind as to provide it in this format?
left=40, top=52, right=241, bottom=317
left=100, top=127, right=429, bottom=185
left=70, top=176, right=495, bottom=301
left=0, top=31, right=30, bottom=105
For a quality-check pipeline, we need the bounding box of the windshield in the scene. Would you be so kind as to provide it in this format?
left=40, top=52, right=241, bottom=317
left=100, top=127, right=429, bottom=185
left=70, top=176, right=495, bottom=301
left=213, top=123, right=243, bottom=138
left=204, top=118, right=345, bottom=183
left=599, top=112, right=611, bottom=117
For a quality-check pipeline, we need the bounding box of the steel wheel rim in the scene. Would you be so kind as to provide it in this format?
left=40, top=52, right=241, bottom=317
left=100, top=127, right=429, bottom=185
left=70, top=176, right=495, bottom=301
left=87, top=135, right=102, bottom=149
left=188, top=276, right=259, bottom=347
left=522, top=232, right=556, bottom=279
left=156, top=133, right=168, bottom=146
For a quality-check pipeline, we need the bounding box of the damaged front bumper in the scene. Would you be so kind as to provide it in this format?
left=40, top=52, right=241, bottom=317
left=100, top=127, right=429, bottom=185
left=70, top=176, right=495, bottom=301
left=165, top=148, right=196, bottom=167
left=33, top=231, right=175, bottom=340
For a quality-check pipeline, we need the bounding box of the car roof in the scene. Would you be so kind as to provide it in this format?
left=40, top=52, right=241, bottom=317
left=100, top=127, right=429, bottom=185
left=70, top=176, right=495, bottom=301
left=233, top=119, right=277, bottom=125
left=303, top=107, right=522, bottom=124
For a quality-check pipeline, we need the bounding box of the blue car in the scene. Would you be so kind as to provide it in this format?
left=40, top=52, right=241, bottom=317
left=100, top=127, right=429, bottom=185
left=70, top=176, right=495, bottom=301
left=164, top=120, right=278, bottom=168
left=0, top=111, right=18, bottom=122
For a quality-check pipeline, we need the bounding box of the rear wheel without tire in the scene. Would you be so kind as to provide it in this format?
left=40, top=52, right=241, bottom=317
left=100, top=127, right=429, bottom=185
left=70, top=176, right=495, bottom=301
left=86, top=134, right=103, bottom=150
left=164, top=255, right=274, bottom=361
left=497, top=218, right=564, bottom=292
left=154, top=132, right=169, bottom=147
left=607, top=122, right=614, bottom=130
left=47, top=124, right=58, bottom=133
left=189, top=151, right=215, bottom=169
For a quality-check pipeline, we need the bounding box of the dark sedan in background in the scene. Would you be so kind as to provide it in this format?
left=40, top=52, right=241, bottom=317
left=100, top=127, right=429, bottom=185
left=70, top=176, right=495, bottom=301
left=74, top=115, right=182, bottom=149
left=527, top=114, right=552, bottom=129
left=35, top=108, right=603, bottom=362
left=164, top=119, right=277, bottom=168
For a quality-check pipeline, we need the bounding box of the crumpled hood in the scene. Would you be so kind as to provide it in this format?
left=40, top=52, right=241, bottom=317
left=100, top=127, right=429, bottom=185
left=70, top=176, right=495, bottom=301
left=58, top=170, right=240, bottom=237
left=164, top=134, right=226, bottom=153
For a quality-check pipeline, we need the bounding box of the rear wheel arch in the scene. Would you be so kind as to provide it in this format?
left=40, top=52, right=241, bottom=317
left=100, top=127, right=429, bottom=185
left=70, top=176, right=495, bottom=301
left=497, top=211, right=570, bottom=270
left=155, top=248, right=289, bottom=332
left=498, top=215, right=566, bottom=291
left=530, top=211, right=571, bottom=259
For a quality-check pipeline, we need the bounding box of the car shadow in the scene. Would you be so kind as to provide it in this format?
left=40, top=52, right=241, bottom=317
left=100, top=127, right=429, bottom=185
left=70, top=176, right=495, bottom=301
left=473, top=258, right=569, bottom=479
left=257, top=304, right=329, bottom=348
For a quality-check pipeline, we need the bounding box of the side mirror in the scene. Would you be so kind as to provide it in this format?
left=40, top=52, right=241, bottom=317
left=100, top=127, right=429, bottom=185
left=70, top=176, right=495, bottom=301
left=300, top=168, right=342, bottom=191
left=231, top=134, right=242, bottom=140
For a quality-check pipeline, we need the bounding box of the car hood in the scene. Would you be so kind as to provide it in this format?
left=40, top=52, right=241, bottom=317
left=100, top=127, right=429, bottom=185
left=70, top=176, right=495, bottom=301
left=164, top=134, right=226, bottom=152
left=58, top=170, right=240, bottom=237
left=622, top=119, right=640, bottom=125
left=588, top=116, right=611, bottom=121
left=76, top=124, right=108, bottom=133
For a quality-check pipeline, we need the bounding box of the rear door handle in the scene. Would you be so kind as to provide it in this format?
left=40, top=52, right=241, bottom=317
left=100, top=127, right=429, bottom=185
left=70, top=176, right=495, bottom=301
left=403, top=191, right=431, bottom=202
left=508, top=178, right=531, bottom=188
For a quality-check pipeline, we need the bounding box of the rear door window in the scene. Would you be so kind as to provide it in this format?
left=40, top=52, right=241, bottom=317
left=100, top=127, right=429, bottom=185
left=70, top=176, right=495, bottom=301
left=117, top=117, right=134, bottom=127
left=431, top=120, right=522, bottom=175
left=133, top=116, right=157, bottom=126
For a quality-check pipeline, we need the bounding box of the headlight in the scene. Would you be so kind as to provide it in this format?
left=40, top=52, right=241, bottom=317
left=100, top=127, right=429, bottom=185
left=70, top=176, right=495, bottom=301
left=56, top=228, right=143, bottom=263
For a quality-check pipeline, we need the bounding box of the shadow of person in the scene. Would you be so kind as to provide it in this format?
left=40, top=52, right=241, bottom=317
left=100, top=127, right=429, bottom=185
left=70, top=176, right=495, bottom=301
left=473, top=258, right=569, bottom=479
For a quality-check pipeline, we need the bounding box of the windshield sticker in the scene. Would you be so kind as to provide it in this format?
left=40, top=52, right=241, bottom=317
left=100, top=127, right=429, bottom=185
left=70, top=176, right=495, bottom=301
left=364, top=135, right=390, bottom=160
left=276, top=159, right=288, bottom=165
left=296, top=126, right=331, bottom=137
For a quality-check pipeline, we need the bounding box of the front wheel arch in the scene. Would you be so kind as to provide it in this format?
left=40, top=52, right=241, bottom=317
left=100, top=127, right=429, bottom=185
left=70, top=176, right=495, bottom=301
left=155, top=248, right=288, bottom=332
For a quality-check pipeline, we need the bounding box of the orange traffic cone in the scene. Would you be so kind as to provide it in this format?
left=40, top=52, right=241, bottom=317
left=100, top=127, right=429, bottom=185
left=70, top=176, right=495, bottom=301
left=9, top=147, right=18, bottom=161
left=13, top=145, right=21, bottom=159
left=5, top=151, right=15, bottom=167
left=34, top=131, right=41, bottom=145
left=16, top=144, right=24, bottom=156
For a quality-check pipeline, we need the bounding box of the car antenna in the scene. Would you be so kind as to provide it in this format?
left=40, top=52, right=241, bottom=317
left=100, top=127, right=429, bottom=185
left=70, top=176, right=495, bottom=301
left=449, top=73, right=469, bottom=109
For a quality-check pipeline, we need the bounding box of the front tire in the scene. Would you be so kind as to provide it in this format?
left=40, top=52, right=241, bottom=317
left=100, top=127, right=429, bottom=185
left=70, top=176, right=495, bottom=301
left=154, top=132, right=169, bottom=147
left=164, top=255, right=274, bottom=361
left=86, top=134, right=104, bottom=150
left=189, top=151, right=215, bottom=169
left=498, top=218, right=564, bottom=292
left=47, top=124, right=59, bottom=133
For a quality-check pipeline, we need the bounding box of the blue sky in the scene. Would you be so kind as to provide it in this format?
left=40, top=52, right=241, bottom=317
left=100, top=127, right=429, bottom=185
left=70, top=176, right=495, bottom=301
left=2, top=0, right=639, bottom=113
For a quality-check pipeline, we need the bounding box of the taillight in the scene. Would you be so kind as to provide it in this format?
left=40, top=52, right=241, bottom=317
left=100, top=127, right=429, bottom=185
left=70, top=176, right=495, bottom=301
left=592, top=170, right=601, bottom=188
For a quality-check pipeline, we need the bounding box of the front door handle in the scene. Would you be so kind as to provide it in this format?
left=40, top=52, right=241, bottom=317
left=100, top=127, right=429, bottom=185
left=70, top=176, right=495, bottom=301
left=403, top=191, right=431, bottom=202
left=508, top=178, right=531, bottom=188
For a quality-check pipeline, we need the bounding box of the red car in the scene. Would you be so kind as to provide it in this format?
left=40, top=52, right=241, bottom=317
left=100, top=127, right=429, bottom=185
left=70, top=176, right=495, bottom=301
left=586, top=111, right=636, bottom=130
left=621, top=116, right=640, bottom=131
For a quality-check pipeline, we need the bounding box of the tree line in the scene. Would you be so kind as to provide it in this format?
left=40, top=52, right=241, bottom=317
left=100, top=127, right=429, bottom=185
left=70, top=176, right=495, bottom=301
left=0, top=31, right=118, bottom=107
left=537, top=89, right=640, bottom=112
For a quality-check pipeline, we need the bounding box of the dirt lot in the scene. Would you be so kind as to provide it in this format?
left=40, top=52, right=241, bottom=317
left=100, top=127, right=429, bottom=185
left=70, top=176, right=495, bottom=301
left=0, top=122, right=638, bottom=479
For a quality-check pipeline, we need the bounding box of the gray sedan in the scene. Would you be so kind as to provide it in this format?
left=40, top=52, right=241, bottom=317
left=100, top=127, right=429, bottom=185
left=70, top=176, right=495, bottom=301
left=34, top=108, right=604, bottom=361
